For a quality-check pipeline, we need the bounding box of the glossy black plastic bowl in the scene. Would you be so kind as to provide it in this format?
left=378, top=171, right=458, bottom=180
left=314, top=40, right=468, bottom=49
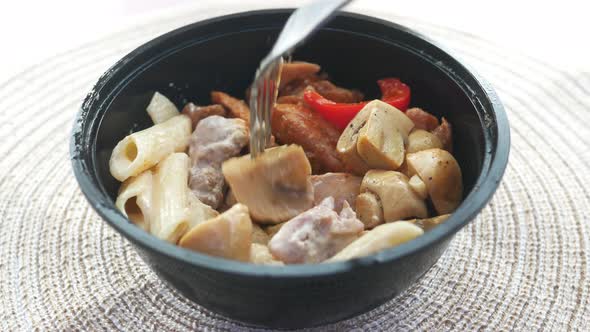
left=71, top=9, right=510, bottom=329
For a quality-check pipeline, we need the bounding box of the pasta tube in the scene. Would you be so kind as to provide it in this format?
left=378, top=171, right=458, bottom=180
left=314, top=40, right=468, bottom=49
left=115, top=170, right=153, bottom=232
left=146, top=92, right=179, bottom=124
left=328, top=221, right=423, bottom=261
left=151, top=153, right=218, bottom=243
left=109, top=115, right=191, bottom=182
left=151, top=153, right=191, bottom=243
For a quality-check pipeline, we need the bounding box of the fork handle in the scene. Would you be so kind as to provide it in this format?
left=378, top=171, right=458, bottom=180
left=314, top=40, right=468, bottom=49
left=267, top=0, right=354, bottom=62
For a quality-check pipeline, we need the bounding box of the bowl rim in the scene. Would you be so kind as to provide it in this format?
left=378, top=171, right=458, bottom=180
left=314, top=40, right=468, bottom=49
left=70, top=9, right=510, bottom=278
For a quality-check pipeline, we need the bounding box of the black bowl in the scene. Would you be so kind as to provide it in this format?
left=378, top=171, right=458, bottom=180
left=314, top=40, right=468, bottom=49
left=71, top=9, right=510, bottom=329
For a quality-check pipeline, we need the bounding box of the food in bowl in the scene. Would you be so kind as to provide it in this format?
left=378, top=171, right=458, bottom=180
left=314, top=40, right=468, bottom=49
left=109, top=61, right=463, bottom=265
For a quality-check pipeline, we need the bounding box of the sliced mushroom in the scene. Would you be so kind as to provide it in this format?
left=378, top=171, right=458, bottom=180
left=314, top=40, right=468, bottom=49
left=407, top=214, right=451, bottom=231
left=355, top=192, right=383, bottom=229
left=223, top=188, right=237, bottom=209
left=252, top=223, right=270, bottom=245
left=407, top=129, right=443, bottom=153
left=328, top=221, right=424, bottom=261
left=406, top=148, right=463, bottom=214
left=250, top=243, right=284, bottom=265
left=336, top=106, right=372, bottom=175
left=179, top=203, right=252, bottom=262
left=356, top=170, right=428, bottom=228
left=185, top=190, right=219, bottom=229
left=408, top=174, right=428, bottom=199
left=356, top=100, right=414, bottom=170
left=222, top=145, right=314, bottom=224
left=337, top=100, right=414, bottom=174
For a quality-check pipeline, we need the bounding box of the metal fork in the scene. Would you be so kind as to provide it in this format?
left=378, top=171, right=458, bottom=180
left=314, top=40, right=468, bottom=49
left=248, top=0, right=354, bottom=158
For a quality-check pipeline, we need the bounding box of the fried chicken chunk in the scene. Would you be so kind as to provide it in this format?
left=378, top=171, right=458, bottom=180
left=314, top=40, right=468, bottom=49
left=211, top=91, right=250, bottom=124
left=272, top=102, right=344, bottom=173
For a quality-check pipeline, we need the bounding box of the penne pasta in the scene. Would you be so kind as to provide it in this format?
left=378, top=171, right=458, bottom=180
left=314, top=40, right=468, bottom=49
left=146, top=92, right=179, bottom=124
left=151, top=153, right=191, bottom=243
left=328, top=221, right=423, bottom=262
left=150, top=152, right=217, bottom=243
left=115, top=170, right=153, bottom=232
left=109, top=114, right=192, bottom=182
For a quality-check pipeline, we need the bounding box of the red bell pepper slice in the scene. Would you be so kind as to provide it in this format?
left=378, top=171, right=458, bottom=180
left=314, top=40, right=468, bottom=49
left=303, top=78, right=410, bottom=130
left=377, top=78, right=411, bottom=111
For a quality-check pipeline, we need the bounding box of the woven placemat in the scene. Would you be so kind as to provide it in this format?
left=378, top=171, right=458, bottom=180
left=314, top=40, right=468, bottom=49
left=1, top=3, right=589, bottom=331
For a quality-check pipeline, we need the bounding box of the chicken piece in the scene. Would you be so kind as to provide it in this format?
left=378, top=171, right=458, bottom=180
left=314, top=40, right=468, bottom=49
left=250, top=243, right=284, bottom=265
left=268, top=197, right=364, bottom=264
left=311, top=173, right=362, bottom=212
left=405, top=107, right=439, bottom=131
left=277, top=95, right=304, bottom=104
left=407, top=129, right=443, bottom=153
left=189, top=115, right=248, bottom=209
left=272, top=103, right=344, bottom=173
left=222, top=145, right=314, bottom=224
left=280, top=80, right=364, bottom=104
left=279, top=73, right=324, bottom=98
left=311, top=80, right=364, bottom=103
left=181, top=103, right=226, bottom=129
left=179, top=203, right=252, bottom=262
left=211, top=91, right=251, bottom=124
left=431, top=117, right=453, bottom=152
left=279, top=61, right=321, bottom=89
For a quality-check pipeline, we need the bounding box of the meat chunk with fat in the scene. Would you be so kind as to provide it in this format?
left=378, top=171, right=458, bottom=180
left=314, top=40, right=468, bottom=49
left=268, top=197, right=364, bottom=264
left=311, top=80, right=364, bottom=103
left=189, top=115, right=248, bottom=209
left=280, top=79, right=364, bottom=104
left=211, top=91, right=251, bottom=124
left=311, top=173, right=362, bottom=212
left=279, top=61, right=321, bottom=89
left=431, top=117, right=453, bottom=152
left=405, top=107, right=440, bottom=131
left=272, top=103, right=344, bottom=173
left=181, top=103, right=226, bottom=129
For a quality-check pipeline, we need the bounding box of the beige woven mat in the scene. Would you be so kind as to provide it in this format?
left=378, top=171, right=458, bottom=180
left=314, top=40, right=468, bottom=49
left=1, top=4, right=589, bottom=331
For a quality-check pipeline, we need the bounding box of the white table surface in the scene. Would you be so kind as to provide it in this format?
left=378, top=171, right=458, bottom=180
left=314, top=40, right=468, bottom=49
left=1, top=0, right=588, bottom=81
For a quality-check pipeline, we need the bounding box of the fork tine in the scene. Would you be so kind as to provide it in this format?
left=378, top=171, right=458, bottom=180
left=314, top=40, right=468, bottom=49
left=262, top=77, right=272, bottom=146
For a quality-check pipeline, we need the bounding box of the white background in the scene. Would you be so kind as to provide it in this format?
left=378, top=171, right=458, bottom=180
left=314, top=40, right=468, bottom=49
left=0, top=0, right=588, bottom=81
